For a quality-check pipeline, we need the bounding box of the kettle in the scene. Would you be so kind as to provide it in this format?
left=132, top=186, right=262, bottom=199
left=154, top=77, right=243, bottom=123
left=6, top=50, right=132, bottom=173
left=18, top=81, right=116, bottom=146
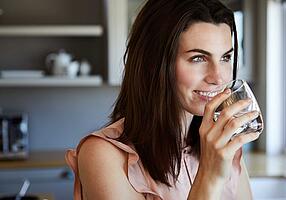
left=45, top=49, right=73, bottom=76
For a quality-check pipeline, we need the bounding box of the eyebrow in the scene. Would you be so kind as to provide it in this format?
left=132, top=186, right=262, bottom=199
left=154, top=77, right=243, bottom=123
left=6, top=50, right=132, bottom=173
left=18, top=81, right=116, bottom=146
left=186, top=48, right=234, bottom=56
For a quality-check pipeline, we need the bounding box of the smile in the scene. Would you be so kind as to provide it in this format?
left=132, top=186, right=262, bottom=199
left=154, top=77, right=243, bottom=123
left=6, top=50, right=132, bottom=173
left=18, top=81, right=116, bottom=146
left=194, top=90, right=222, bottom=98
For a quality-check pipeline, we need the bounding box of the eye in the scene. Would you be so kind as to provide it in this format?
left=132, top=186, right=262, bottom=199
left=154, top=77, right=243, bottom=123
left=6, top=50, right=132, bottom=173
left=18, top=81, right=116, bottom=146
left=190, top=55, right=206, bottom=63
left=221, top=54, right=232, bottom=62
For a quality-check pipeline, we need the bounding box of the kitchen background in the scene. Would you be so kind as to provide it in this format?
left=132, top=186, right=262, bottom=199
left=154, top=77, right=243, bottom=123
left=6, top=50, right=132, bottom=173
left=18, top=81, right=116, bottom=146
left=0, top=0, right=285, bottom=199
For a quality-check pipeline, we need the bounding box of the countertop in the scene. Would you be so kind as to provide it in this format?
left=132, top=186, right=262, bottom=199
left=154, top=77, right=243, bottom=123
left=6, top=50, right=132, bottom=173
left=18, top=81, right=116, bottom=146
left=0, top=150, right=67, bottom=169
left=244, top=152, right=286, bottom=178
left=0, top=150, right=286, bottom=179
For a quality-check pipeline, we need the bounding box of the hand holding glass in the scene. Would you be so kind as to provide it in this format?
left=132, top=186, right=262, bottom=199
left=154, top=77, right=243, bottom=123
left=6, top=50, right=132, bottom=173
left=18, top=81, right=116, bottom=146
left=210, top=79, right=264, bottom=138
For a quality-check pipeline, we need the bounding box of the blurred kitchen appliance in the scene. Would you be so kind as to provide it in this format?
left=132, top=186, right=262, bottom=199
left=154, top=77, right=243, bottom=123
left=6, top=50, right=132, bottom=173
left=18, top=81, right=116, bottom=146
left=0, top=112, right=28, bottom=160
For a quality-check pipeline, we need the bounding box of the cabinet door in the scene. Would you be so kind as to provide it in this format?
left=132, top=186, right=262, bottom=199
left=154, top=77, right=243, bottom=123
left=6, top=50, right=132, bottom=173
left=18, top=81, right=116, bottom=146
left=0, top=168, right=73, bottom=200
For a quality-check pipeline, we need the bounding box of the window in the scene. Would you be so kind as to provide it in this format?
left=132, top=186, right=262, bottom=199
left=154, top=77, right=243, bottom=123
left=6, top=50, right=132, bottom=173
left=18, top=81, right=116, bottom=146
left=234, top=11, right=244, bottom=70
left=283, top=1, right=286, bottom=153
left=266, top=0, right=284, bottom=154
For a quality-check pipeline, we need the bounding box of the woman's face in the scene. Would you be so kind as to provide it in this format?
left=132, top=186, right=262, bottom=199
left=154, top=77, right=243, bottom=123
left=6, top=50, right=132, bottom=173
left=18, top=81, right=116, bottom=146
left=176, top=22, right=233, bottom=116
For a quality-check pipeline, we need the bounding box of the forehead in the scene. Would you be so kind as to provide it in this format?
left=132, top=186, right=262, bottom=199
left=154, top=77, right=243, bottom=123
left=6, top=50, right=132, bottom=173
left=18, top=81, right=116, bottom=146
left=178, top=22, right=232, bottom=53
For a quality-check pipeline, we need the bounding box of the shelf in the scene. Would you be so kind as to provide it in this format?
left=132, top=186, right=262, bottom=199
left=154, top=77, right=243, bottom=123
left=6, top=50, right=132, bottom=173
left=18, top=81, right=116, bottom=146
left=0, top=76, right=103, bottom=87
left=0, top=25, right=103, bottom=37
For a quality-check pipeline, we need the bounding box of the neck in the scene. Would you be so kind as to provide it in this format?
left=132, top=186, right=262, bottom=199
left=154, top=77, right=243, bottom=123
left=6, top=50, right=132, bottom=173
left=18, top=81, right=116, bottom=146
left=181, top=111, right=194, bottom=142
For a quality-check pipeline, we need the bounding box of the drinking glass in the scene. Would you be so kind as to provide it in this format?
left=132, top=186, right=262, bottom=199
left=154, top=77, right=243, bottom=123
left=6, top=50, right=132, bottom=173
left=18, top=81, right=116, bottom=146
left=210, top=79, right=264, bottom=138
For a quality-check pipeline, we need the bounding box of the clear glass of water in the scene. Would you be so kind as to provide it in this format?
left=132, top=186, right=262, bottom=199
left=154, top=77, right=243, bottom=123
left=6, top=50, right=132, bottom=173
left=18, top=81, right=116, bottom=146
left=212, top=79, right=264, bottom=137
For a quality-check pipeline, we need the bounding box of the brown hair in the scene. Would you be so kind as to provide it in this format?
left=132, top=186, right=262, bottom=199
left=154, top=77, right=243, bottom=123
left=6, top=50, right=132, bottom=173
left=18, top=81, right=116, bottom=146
left=109, top=0, right=238, bottom=186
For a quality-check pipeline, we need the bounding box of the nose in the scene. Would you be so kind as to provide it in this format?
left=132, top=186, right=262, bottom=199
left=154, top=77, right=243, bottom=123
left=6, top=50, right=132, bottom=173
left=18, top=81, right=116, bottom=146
left=204, top=63, right=224, bottom=85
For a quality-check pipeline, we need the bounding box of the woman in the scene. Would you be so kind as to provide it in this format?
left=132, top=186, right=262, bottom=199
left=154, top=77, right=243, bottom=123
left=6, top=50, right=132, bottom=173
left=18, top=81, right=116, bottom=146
left=66, top=0, right=260, bottom=199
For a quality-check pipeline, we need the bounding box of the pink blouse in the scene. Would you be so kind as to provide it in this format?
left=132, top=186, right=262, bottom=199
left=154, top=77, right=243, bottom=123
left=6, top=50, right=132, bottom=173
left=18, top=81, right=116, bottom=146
left=65, top=118, right=241, bottom=200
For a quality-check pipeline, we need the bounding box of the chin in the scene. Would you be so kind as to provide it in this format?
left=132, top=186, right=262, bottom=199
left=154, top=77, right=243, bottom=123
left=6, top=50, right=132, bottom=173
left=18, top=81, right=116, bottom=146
left=186, top=106, right=205, bottom=116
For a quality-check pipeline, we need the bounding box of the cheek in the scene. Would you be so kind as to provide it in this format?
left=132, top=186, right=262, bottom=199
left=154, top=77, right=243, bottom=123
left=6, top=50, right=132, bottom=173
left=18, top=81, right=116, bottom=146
left=176, top=61, right=202, bottom=86
left=177, top=69, right=192, bottom=85
left=222, top=65, right=233, bottom=82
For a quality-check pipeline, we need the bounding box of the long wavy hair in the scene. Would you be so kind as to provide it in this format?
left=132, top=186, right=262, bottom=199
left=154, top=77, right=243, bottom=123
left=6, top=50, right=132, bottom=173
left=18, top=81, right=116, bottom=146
left=109, top=0, right=238, bottom=186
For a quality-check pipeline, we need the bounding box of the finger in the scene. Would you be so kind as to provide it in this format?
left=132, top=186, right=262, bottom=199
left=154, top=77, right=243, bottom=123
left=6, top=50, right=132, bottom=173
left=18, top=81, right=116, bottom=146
left=217, top=110, right=260, bottom=146
left=206, top=99, right=252, bottom=140
left=201, top=89, right=231, bottom=130
left=214, top=99, right=252, bottom=133
left=224, top=131, right=261, bottom=154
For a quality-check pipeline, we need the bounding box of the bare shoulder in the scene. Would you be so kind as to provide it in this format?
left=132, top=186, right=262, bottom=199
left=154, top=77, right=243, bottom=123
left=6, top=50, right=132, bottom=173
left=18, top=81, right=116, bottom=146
left=78, top=135, right=127, bottom=170
left=78, top=135, right=145, bottom=200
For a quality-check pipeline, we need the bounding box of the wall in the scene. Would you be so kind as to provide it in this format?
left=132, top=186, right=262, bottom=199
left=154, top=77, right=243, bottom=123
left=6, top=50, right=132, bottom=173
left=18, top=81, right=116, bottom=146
left=0, top=86, right=119, bottom=150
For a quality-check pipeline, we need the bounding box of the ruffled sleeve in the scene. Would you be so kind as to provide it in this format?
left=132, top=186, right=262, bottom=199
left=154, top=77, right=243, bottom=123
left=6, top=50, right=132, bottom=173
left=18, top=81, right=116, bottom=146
left=65, top=119, right=163, bottom=200
left=65, top=149, right=83, bottom=200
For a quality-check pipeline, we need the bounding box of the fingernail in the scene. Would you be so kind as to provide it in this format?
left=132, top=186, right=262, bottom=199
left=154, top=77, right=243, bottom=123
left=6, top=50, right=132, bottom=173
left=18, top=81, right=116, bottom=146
left=224, top=88, right=231, bottom=94
left=255, top=132, right=261, bottom=136
left=253, top=111, right=260, bottom=117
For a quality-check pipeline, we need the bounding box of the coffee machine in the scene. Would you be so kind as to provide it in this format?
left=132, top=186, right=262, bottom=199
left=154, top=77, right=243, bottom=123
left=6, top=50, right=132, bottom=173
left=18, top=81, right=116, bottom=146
left=0, top=112, right=29, bottom=160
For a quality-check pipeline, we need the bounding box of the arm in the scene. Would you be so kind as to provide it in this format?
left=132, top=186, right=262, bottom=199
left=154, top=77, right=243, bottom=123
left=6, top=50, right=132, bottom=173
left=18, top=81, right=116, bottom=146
left=187, top=90, right=260, bottom=200
left=235, top=158, right=253, bottom=200
left=187, top=168, right=225, bottom=200
left=188, top=156, right=253, bottom=200
left=78, top=137, right=146, bottom=200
